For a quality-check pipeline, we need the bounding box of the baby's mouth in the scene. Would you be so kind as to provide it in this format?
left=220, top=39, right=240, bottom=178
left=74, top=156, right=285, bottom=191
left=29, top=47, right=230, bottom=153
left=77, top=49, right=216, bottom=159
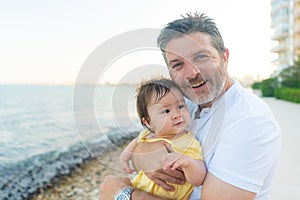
left=174, top=121, right=184, bottom=126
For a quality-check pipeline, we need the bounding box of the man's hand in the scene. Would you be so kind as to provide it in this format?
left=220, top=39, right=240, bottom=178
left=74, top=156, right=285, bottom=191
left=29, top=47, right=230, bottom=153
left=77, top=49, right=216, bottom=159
left=145, top=167, right=186, bottom=191
left=132, top=141, right=186, bottom=191
left=99, top=175, right=130, bottom=200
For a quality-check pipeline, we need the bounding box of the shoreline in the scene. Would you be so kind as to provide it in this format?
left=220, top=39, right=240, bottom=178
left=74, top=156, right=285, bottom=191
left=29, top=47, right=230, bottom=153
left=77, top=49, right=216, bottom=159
left=0, top=131, right=138, bottom=200
left=27, top=129, right=139, bottom=200
left=32, top=147, right=128, bottom=200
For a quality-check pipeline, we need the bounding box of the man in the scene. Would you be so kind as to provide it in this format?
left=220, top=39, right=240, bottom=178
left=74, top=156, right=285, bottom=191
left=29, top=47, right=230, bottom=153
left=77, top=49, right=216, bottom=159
left=99, top=12, right=281, bottom=200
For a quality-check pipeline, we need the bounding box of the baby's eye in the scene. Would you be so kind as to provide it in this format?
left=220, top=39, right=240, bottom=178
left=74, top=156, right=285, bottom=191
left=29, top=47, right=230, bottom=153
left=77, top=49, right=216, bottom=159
left=162, top=109, right=170, bottom=114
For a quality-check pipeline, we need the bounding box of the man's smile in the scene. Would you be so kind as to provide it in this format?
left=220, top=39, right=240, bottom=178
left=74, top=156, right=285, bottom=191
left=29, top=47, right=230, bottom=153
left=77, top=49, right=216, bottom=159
left=190, top=81, right=206, bottom=88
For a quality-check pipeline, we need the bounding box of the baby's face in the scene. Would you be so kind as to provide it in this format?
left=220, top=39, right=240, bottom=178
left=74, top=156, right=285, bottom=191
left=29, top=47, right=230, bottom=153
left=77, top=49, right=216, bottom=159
left=147, top=88, right=190, bottom=139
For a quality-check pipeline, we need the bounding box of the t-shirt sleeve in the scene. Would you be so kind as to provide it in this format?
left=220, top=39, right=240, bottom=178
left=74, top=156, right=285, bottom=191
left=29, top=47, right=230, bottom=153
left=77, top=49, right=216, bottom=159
left=188, top=137, right=204, bottom=160
left=207, top=113, right=281, bottom=193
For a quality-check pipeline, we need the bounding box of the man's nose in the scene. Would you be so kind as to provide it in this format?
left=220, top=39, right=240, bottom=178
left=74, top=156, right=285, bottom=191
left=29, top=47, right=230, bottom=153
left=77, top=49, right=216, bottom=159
left=184, top=62, right=199, bottom=79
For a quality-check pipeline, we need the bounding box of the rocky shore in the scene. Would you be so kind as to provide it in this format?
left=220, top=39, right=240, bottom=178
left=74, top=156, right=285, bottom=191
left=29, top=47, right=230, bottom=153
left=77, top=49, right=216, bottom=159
left=30, top=130, right=139, bottom=200
left=32, top=147, right=128, bottom=200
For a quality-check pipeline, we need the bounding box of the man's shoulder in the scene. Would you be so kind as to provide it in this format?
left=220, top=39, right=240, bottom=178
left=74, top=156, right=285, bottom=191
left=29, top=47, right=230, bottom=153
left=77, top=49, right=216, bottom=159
left=226, top=81, right=271, bottom=116
left=222, top=81, right=280, bottom=138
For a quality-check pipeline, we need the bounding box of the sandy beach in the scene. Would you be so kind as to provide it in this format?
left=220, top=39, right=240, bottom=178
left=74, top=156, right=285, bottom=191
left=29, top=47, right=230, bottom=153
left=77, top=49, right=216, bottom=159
left=32, top=97, right=300, bottom=200
left=32, top=146, right=128, bottom=200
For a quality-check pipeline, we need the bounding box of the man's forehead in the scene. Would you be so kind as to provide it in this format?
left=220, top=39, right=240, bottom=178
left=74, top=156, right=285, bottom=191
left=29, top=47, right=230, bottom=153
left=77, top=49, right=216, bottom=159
left=166, top=32, right=211, bottom=47
left=165, top=33, right=212, bottom=57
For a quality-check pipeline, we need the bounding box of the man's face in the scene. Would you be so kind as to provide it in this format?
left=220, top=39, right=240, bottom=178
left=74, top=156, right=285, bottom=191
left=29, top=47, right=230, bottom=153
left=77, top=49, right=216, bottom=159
left=165, top=32, right=229, bottom=105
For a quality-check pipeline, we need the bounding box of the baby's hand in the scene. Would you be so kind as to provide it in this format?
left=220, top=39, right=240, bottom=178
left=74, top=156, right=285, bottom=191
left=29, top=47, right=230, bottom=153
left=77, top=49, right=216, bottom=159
left=119, top=157, right=135, bottom=174
left=119, top=138, right=138, bottom=174
left=162, top=152, right=191, bottom=171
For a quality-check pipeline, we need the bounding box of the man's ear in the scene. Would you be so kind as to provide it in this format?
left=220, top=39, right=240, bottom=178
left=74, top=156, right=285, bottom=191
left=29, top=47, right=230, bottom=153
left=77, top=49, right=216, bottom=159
left=223, top=48, right=229, bottom=69
left=142, top=117, right=152, bottom=129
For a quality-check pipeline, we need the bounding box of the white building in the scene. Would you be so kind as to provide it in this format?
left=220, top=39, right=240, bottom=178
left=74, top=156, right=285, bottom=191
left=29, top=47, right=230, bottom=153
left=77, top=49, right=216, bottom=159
left=271, top=0, right=300, bottom=72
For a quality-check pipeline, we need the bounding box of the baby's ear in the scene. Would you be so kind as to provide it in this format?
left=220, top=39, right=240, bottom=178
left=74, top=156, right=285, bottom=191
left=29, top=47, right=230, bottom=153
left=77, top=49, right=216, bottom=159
left=142, top=117, right=152, bottom=129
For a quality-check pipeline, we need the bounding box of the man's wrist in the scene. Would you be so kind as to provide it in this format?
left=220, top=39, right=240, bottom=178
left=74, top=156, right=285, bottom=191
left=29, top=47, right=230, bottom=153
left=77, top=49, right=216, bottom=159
left=115, top=186, right=134, bottom=200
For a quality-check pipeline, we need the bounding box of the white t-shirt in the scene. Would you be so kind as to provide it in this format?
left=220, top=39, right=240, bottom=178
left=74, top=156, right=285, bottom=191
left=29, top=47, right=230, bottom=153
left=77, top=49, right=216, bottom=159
left=188, top=80, right=281, bottom=200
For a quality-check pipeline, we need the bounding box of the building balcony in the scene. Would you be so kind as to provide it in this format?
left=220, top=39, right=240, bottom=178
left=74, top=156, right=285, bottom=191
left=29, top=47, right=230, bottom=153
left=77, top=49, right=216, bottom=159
left=271, top=44, right=288, bottom=53
left=295, top=49, right=300, bottom=56
left=295, top=11, right=300, bottom=19
left=272, top=30, right=289, bottom=40
left=295, top=24, right=300, bottom=33
left=271, top=16, right=289, bottom=27
left=295, top=39, right=300, bottom=48
left=272, top=1, right=289, bottom=13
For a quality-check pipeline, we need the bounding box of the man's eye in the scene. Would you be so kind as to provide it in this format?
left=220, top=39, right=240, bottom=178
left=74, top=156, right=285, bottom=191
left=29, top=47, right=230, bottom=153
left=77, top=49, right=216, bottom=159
left=171, top=63, right=183, bottom=70
left=196, top=54, right=209, bottom=61
left=178, top=104, right=184, bottom=109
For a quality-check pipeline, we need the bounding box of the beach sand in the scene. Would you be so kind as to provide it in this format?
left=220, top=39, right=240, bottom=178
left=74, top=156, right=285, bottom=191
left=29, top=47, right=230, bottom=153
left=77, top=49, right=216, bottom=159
left=32, top=97, right=300, bottom=200
left=32, top=147, right=128, bottom=200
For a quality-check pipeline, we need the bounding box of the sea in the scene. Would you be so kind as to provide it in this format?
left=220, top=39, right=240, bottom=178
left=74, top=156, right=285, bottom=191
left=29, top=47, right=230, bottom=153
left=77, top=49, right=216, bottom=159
left=0, top=84, right=141, bottom=199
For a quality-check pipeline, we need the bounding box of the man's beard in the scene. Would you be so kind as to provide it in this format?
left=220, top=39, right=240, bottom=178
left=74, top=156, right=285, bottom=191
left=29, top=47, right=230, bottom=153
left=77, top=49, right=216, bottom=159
left=182, top=69, right=227, bottom=105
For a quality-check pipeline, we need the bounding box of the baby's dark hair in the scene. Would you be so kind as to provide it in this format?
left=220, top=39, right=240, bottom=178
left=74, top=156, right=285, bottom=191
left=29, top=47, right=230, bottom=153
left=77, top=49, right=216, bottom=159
left=136, top=78, right=183, bottom=129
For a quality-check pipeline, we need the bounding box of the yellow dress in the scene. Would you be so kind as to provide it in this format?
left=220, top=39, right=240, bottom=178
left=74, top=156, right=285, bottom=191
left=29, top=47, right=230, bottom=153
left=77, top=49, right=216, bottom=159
left=132, top=130, right=203, bottom=200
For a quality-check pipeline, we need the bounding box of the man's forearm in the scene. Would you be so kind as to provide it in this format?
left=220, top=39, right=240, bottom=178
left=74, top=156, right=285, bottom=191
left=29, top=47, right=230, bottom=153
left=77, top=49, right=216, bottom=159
left=131, top=189, right=168, bottom=200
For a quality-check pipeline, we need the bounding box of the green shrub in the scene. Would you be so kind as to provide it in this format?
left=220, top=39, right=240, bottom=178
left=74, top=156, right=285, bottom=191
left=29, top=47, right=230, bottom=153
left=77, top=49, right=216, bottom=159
left=281, top=80, right=300, bottom=88
left=275, top=87, right=300, bottom=103
left=251, top=82, right=261, bottom=90
left=261, top=78, right=278, bottom=97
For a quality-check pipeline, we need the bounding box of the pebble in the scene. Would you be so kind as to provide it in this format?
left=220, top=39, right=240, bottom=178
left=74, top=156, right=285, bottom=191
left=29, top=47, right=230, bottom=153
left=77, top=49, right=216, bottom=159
left=31, top=145, right=129, bottom=200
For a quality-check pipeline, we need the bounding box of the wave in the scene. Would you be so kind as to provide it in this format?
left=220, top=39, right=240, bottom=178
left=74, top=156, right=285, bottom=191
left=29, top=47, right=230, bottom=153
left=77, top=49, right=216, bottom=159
left=0, top=128, right=139, bottom=200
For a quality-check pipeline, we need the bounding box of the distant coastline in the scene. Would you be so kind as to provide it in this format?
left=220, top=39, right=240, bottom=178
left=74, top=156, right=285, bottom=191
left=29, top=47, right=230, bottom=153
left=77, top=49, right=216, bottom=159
left=0, top=82, right=139, bottom=86
left=0, top=75, right=257, bottom=87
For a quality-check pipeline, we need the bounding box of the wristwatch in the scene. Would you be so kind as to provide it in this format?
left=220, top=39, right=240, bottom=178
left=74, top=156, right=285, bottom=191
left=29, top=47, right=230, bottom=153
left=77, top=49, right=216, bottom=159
left=114, top=186, right=134, bottom=200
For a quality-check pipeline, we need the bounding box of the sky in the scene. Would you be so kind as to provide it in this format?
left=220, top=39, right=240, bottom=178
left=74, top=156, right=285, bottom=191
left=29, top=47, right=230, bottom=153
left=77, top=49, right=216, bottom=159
left=0, top=0, right=276, bottom=85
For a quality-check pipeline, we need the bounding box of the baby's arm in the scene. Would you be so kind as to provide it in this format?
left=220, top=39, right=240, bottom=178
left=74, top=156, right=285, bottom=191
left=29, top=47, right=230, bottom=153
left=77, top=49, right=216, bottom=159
left=162, top=152, right=206, bottom=186
left=119, top=138, right=138, bottom=174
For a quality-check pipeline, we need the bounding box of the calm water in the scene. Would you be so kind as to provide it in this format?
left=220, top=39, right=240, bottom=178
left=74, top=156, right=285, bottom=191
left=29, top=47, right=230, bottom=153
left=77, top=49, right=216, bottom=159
left=0, top=84, right=140, bottom=199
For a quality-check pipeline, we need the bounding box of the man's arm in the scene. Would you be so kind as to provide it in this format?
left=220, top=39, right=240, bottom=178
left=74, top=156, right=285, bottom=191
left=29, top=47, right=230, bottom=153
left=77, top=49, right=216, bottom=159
left=99, top=175, right=166, bottom=200
left=201, top=173, right=256, bottom=200
left=100, top=140, right=186, bottom=200
left=132, top=140, right=186, bottom=191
